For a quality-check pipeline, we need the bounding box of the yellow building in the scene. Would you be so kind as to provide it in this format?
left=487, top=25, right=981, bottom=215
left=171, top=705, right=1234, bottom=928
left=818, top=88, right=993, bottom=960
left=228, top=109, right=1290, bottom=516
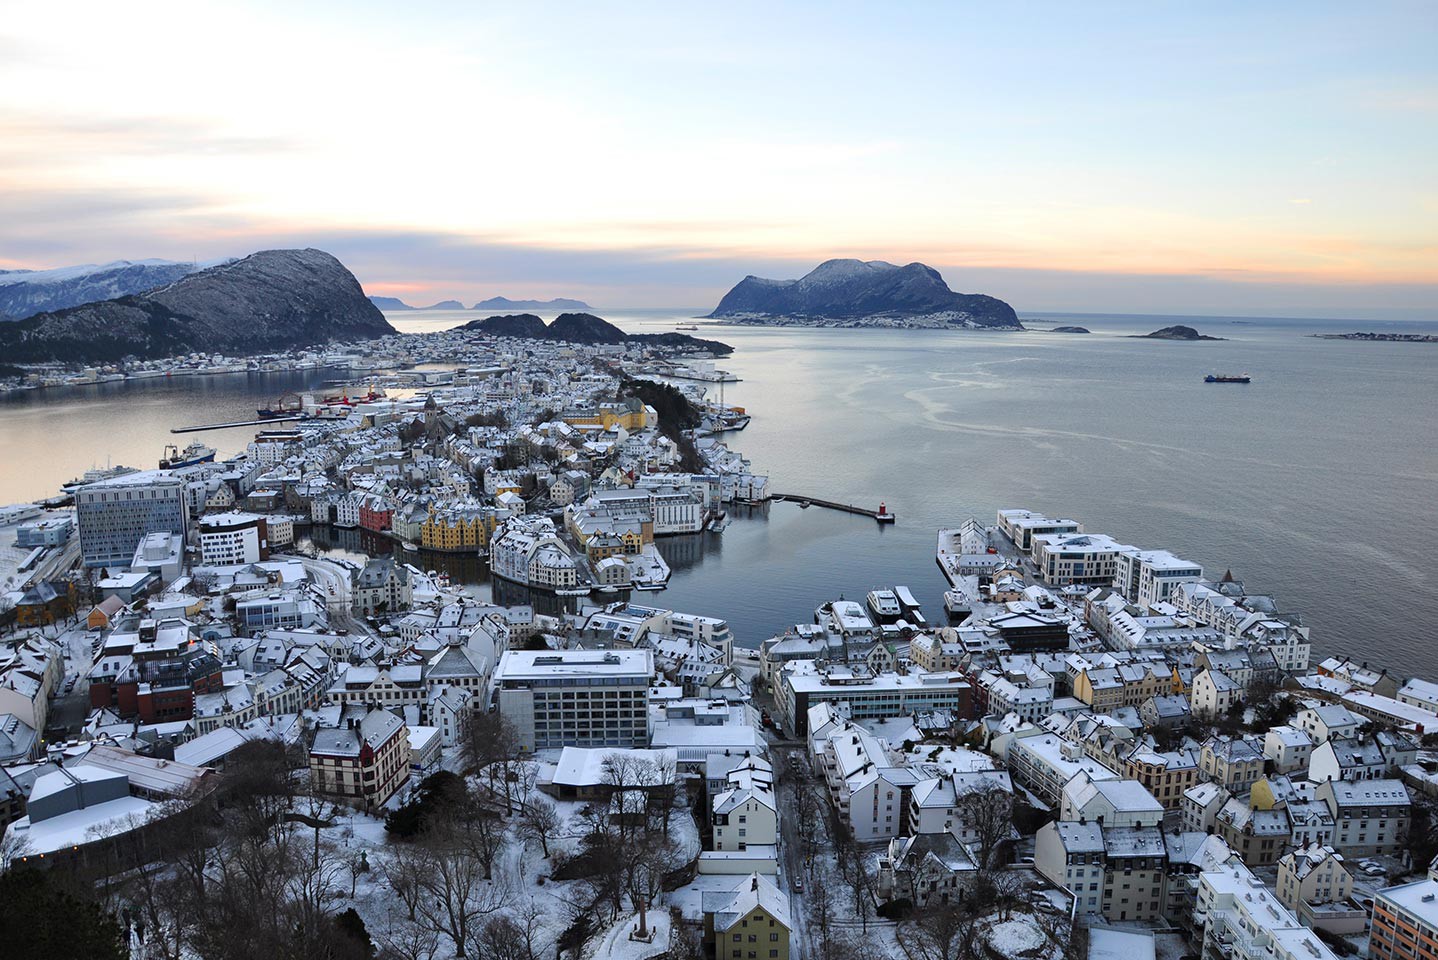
left=562, top=397, right=649, bottom=432
left=421, top=507, right=496, bottom=552
left=704, top=874, right=792, bottom=960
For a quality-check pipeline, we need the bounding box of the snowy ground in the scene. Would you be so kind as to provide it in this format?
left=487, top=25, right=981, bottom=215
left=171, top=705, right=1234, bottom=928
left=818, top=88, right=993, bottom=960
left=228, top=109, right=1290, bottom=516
left=585, top=911, right=671, bottom=960
left=983, top=915, right=1060, bottom=960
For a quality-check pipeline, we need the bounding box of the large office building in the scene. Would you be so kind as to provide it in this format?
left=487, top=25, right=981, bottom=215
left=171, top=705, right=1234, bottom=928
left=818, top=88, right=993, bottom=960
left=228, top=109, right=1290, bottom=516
left=494, top=649, right=653, bottom=752
left=75, top=471, right=189, bottom=569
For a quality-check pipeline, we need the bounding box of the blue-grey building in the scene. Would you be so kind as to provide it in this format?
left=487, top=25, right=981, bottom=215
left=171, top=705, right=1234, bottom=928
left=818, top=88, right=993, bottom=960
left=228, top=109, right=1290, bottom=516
left=75, top=470, right=189, bottom=569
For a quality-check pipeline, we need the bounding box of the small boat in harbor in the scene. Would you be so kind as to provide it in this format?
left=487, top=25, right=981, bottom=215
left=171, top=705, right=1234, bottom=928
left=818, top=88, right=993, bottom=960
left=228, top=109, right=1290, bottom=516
left=1204, top=373, right=1252, bottom=383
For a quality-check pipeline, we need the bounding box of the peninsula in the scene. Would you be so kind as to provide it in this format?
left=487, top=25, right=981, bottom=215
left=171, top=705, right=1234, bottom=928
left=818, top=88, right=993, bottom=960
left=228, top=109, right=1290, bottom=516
left=1310, top=331, right=1438, bottom=342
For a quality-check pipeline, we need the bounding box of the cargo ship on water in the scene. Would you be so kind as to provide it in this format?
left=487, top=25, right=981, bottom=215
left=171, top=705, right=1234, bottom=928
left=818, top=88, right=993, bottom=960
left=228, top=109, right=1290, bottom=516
left=159, top=440, right=217, bottom=469
left=1204, top=374, right=1251, bottom=383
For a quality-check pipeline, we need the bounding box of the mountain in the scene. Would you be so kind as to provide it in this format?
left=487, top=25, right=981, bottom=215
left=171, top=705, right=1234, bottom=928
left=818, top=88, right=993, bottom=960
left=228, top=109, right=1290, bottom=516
left=369, top=296, right=415, bottom=311
left=546, top=312, right=628, bottom=343
left=474, top=296, right=592, bottom=311
left=461, top=311, right=732, bottom=355
left=0, top=248, right=395, bottom=363
left=1051, top=326, right=1091, bottom=334
left=1133, top=325, right=1225, bottom=341
left=708, top=258, right=1020, bottom=328
left=0, top=258, right=214, bottom=320
left=467, top=314, right=550, bottom=338
left=420, top=300, right=466, bottom=310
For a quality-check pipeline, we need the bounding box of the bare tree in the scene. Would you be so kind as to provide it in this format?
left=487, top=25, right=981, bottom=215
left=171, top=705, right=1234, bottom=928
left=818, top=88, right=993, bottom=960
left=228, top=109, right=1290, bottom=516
left=954, top=781, right=1013, bottom=872
left=374, top=907, right=443, bottom=960
left=518, top=794, right=562, bottom=857
left=452, top=802, right=509, bottom=881
left=459, top=709, right=519, bottom=778
left=380, top=844, right=426, bottom=922
left=413, top=823, right=507, bottom=957
left=623, top=833, right=677, bottom=940
left=898, top=903, right=979, bottom=960
left=474, top=901, right=548, bottom=960
left=990, top=868, right=1027, bottom=921
left=667, top=908, right=704, bottom=960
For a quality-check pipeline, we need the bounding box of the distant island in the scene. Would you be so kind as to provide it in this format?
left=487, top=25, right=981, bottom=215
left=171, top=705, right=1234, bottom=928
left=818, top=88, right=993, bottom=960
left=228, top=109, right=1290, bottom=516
left=463, top=312, right=732, bottom=355
left=1050, top=326, right=1090, bottom=334
left=474, top=296, right=592, bottom=311
left=1132, top=324, right=1225, bottom=341
left=1309, top=331, right=1438, bottom=343
left=708, top=258, right=1020, bottom=329
left=369, top=296, right=470, bottom=311
left=368, top=296, right=414, bottom=311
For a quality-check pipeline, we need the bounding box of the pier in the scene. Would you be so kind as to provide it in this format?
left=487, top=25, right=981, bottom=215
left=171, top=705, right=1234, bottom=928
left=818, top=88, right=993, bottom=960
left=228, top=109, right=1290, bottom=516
left=769, top=494, right=895, bottom=523
left=172, top=415, right=304, bottom=433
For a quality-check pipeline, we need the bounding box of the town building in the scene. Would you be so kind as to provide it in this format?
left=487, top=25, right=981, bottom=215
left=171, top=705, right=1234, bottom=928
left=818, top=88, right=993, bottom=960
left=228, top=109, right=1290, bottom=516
left=75, top=470, right=189, bottom=568
left=308, top=708, right=411, bottom=809
left=494, top=649, right=654, bottom=752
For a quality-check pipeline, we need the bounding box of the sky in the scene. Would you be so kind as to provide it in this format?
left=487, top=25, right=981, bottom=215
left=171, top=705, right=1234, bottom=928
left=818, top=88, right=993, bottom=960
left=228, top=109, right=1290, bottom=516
left=1, top=1, right=1435, bottom=317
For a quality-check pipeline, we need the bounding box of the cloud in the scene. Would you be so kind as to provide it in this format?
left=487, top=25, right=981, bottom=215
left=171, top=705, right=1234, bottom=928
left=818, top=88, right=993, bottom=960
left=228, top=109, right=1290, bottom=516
left=0, top=108, right=299, bottom=160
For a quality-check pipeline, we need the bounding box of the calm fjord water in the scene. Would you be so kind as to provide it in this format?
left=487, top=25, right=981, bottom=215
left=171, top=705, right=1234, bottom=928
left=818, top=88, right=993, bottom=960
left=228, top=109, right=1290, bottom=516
left=3, top=310, right=1435, bottom=675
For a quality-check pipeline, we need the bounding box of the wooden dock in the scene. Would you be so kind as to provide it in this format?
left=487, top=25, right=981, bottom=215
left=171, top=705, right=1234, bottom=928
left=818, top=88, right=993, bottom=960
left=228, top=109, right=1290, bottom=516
left=769, top=494, right=895, bottom=523
left=172, top=415, right=304, bottom=433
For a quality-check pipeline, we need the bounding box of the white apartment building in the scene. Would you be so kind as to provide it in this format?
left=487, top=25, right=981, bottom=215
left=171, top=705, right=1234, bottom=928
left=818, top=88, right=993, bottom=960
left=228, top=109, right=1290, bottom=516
left=712, top=766, right=778, bottom=853
left=1315, top=778, right=1411, bottom=859
left=198, top=512, right=269, bottom=566
left=1194, top=858, right=1338, bottom=960
left=1114, top=548, right=1203, bottom=611
left=774, top=661, right=971, bottom=736
left=996, top=509, right=1082, bottom=552
left=1031, top=533, right=1129, bottom=586
left=1263, top=725, right=1314, bottom=774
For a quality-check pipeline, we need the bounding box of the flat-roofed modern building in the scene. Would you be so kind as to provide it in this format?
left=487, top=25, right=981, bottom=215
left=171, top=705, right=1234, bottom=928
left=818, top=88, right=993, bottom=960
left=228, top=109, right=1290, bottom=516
left=1114, top=548, right=1203, bottom=610
left=773, top=661, right=971, bottom=736
left=1370, top=878, right=1438, bottom=960
left=75, top=470, right=188, bottom=568
left=494, top=649, right=654, bottom=752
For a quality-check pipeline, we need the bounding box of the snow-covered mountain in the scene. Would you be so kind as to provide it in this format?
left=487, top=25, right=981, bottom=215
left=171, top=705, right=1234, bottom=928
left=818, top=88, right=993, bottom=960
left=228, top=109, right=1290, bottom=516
left=0, top=258, right=223, bottom=320
left=708, top=258, right=1019, bottom=328
left=0, top=249, right=394, bottom=363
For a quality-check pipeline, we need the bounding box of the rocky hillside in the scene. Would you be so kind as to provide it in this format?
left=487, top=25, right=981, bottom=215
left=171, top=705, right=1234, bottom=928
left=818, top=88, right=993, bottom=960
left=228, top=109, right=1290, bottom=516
left=0, top=249, right=394, bottom=363
left=462, top=312, right=732, bottom=354
left=709, top=258, right=1019, bottom=328
left=466, top=313, right=551, bottom=338
left=0, top=258, right=207, bottom=320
